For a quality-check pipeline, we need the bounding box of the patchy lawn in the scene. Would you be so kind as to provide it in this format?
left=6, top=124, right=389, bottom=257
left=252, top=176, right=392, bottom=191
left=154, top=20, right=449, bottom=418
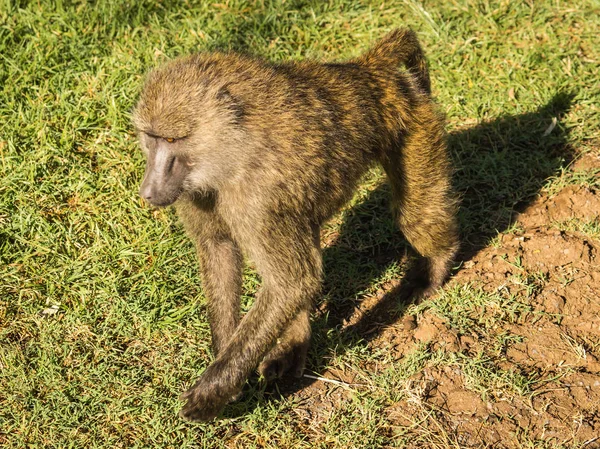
left=1, top=1, right=599, bottom=447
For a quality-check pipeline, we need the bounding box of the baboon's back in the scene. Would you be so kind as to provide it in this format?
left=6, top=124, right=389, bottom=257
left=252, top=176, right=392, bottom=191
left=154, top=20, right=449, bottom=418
left=138, top=34, right=441, bottom=224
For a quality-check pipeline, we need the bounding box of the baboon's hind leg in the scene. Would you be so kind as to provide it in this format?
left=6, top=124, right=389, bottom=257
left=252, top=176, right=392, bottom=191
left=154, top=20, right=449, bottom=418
left=383, top=106, right=459, bottom=298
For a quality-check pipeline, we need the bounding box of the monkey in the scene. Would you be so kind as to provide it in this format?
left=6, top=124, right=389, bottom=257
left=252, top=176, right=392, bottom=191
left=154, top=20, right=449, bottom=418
left=132, top=28, right=459, bottom=422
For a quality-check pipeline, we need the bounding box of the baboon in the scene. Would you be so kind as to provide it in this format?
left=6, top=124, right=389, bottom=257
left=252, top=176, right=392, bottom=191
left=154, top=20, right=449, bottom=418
left=132, top=28, right=458, bottom=422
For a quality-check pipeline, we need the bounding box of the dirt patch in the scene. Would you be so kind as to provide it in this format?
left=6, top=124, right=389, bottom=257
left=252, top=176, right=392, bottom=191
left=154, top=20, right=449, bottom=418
left=418, top=184, right=600, bottom=447
left=292, top=179, right=600, bottom=447
left=520, top=185, right=600, bottom=228
left=571, top=151, right=600, bottom=172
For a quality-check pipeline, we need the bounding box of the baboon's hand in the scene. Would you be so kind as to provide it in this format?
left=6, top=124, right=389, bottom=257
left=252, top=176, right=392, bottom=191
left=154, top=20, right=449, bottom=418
left=179, top=365, right=238, bottom=422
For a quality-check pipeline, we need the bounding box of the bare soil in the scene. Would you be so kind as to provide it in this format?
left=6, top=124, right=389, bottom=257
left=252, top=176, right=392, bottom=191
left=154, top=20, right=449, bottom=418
left=293, top=152, right=600, bottom=448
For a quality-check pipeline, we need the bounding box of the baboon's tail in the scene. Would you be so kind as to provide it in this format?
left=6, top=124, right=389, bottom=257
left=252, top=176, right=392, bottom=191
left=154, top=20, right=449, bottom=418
left=360, top=28, right=431, bottom=95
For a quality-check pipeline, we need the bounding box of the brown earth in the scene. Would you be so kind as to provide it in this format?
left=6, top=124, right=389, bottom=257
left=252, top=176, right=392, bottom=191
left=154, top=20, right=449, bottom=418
left=291, top=152, right=600, bottom=448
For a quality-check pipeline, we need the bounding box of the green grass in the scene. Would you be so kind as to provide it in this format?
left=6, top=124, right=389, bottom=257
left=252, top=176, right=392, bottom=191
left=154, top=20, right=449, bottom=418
left=1, top=0, right=599, bottom=447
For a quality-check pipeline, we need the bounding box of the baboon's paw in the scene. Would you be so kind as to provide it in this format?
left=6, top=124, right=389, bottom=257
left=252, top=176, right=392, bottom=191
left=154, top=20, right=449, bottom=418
left=178, top=369, right=239, bottom=422
left=179, top=387, right=225, bottom=422
left=258, top=342, right=308, bottom=382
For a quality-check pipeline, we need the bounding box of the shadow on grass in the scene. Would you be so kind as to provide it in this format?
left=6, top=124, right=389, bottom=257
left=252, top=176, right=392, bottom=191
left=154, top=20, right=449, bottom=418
left=228, top=91, right=576, bottom=411
left=326, top=91, right=575, bottom=335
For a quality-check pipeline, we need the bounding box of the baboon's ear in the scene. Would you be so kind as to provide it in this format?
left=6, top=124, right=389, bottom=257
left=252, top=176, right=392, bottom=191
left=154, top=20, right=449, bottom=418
left=216, top=86, right=245, bottom=124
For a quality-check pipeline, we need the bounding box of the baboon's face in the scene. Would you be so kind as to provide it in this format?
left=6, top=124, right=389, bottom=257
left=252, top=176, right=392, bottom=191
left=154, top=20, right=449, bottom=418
left=138, top=132, right=192, bottom=207
left=134, top=60, right=248, bottom=206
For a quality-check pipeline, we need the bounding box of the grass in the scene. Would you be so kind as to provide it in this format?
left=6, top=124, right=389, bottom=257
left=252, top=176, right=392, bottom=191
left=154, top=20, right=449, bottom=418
left=552, top=217, right=600, bottom=239
left=1, top=0, right=599, bottom=447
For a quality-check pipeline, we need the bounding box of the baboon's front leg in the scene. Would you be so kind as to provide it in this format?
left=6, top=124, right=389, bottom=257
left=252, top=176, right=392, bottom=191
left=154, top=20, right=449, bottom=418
left=258, top=307, right=312, bottom=381
left=177, top=199, right=244, bottom=356
left=259, top=223, right=318, bottom=381
left=180, top=226, right=322, bottom=422
left=196, top=237, right=243, bottom=356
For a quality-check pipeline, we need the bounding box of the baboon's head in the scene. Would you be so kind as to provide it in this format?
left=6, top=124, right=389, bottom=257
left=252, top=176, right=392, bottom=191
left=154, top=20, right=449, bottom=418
left=133, top=56, right=246, bottom=207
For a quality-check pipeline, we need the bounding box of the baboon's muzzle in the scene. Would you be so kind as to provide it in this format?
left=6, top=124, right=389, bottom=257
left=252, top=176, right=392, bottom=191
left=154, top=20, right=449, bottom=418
left=139, top=142, right=189, bottom=207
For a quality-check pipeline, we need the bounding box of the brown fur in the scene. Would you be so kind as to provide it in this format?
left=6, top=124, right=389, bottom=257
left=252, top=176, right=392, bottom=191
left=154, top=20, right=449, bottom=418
left=132, top=28, right=459, bottom=421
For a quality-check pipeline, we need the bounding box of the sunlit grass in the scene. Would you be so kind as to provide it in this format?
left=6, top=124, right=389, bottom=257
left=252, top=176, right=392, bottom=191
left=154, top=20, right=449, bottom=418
left=1, top=0, right=598, bottom=447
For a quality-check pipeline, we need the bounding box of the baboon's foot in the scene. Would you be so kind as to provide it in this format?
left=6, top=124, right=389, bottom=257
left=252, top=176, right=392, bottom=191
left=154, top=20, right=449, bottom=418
left=411, top=283, right=441, bottom=303
left=412, top=247, right=458, bottom=302
left=258, top=340, right=309, bottom=382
